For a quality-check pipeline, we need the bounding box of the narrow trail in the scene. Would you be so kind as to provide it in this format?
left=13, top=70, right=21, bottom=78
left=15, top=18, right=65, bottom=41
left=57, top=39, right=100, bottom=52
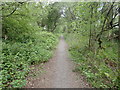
left=25, top=36, right=90, bottom=88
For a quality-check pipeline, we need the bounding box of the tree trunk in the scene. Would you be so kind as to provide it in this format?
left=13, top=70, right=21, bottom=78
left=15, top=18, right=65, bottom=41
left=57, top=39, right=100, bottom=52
left=88, top=5, right=93, bottom=50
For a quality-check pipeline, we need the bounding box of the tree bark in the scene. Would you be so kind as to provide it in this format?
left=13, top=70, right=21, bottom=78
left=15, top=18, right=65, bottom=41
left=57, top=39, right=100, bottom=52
left=88, top=5, right=93, bottom=50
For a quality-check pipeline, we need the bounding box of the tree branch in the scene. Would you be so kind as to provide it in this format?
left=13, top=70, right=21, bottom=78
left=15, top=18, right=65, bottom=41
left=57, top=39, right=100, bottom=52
left=97, top=2, right=115, bottom=39
left=3, top=6, right=17, bottom=17
left=2, top=2, right=25, bottom=18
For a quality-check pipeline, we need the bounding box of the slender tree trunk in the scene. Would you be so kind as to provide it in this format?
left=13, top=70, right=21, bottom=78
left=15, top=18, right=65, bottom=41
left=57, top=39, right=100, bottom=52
left=88, top=5, right=93, bottom=50
left=118, top=4, right=120, bottom=88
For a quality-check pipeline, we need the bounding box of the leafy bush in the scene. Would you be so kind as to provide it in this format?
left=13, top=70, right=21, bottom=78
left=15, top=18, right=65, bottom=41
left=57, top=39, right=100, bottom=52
left=1, top=31, right=58, bottom=88
left=65, top=33, right=118, bottom=88
left=1, top=2, right=59, bottom=88
left=2, top=17, right=37, bottom=41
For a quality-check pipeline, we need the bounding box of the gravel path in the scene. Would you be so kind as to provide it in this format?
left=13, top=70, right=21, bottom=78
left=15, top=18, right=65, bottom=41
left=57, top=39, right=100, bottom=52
left=25, top=36, right=90, bottom=88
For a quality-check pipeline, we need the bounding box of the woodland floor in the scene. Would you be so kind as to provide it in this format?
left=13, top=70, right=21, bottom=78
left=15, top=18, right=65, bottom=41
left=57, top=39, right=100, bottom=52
left=25, top=36, right=90, bottom=88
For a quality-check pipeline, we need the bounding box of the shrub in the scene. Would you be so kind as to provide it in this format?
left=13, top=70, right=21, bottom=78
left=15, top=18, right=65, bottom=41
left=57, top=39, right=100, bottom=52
left=1, top=31, right=58, bottom=88
left=65, top=33, right=118, bottom=88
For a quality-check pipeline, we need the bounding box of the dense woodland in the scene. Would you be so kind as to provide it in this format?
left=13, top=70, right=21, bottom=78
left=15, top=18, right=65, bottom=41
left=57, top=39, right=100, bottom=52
left=1, top=1, right=120, bottom=88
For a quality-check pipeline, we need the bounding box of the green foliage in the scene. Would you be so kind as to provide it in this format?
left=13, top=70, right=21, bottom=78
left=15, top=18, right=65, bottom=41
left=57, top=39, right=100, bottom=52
left=1, top=2, right=60, bottom=88
left=63, top=2, right=118, bottom=88
left=41, top=2, right=62, bottom=32
left=2, top=17, right=36, bottom=41
left=1, top=31, right=58, bottom=87
left=65, top=33, right=118, bottom=88
left=1, top=1, right=119, bottom=88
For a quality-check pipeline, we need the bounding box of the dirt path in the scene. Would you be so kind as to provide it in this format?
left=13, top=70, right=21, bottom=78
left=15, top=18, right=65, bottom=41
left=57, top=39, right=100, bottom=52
left=25, top=36, right=90, bottom=88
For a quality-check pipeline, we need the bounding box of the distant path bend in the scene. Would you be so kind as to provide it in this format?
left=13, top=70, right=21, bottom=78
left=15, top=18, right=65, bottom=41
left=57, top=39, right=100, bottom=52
left=26, top=36, right=90, bottom=88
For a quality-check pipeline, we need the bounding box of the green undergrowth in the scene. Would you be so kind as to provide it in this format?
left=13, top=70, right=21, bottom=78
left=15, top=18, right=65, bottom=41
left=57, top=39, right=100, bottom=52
left=1, top=31, right=58, bottom=88
left=65, top=33, right=118, bottom=88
